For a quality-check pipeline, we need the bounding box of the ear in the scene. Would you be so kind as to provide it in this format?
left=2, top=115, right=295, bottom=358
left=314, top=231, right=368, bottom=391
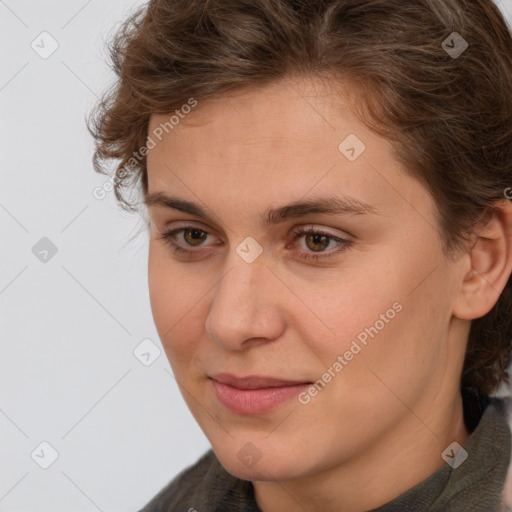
left=453, top=198, right=512, bottom=321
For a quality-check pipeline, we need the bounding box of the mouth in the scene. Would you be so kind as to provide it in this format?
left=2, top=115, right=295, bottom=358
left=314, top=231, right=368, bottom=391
left=209, top=373, right=312, bottom=414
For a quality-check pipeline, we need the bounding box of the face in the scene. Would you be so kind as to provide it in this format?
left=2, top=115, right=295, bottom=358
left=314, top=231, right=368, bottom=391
left=145, top=77, right=468, bottom=482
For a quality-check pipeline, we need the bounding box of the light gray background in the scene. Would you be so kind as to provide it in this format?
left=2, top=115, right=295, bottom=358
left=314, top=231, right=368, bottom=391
left=1, top=1, right=511, bottom=511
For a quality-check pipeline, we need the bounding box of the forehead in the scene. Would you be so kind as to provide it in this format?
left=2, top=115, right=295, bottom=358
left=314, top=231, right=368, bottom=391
left=148, top=79, right=363, bottom=149
left=148, top=80, right=384, bottom=171
left=145, top=78, right=431, bottom=226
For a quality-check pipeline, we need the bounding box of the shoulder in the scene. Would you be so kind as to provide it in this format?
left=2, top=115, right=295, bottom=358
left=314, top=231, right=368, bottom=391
left=137, top=449, right=257, bottom=512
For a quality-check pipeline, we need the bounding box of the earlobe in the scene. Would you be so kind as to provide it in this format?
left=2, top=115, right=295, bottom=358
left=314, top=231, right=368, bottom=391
left=453, top=199, right=512, bottom=321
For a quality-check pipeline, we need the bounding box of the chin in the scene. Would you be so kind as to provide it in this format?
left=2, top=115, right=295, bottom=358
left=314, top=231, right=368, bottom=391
left=223, top=462, right=272, bottom=482
left=214, top=445, right=307, bottom=482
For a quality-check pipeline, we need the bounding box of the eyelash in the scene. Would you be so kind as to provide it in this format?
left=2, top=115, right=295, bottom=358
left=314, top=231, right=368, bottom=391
left=157, top=226, right=352, bottom=262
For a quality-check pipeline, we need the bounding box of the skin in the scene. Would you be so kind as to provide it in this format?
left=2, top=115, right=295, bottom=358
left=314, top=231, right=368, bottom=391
left=145, top=77, right=512, bottom=512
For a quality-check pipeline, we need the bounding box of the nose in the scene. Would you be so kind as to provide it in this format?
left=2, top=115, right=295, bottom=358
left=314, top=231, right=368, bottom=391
left=204, top=253, right=287, bottom=351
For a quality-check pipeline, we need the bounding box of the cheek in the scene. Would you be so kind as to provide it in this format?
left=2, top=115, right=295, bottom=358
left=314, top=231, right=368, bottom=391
left=148, top=247, right=196, bottom=357
left=148, top=244, right=218, bottom=376
left=300, top=254, right=441, bottom=388
left=298, top=267, right=401, bottom=348
left=148, top=247, right=171, bottom=331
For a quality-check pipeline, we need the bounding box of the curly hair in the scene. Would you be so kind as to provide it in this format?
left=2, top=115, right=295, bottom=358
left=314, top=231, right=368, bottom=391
left=87, top=0, right=512, bottom=399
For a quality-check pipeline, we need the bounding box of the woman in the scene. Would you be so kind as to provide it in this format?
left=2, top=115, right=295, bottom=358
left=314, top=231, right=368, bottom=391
left=88, top=0, right=512, bottom=510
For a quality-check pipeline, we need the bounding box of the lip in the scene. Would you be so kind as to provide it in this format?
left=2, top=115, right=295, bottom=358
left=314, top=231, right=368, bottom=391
left=210, top=373, right=312, bottom=415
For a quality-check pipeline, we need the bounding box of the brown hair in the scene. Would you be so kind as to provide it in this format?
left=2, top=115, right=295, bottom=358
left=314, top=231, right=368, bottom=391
left=88, top=0, right=512, bottom=399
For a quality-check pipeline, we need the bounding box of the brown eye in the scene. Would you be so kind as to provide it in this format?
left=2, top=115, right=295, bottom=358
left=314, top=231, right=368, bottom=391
left=183, top=228, right=208, bottom=246
left=304, top=233, right=330, bottom=252
left=290, top=226, right=352, bottom=262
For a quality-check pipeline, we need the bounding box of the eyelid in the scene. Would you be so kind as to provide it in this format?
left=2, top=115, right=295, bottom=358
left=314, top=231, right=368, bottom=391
left=290, top=223, right=353, bottom=240
left=161, top=220, right=216, bottom=233
left=159, top=221, right=351, bottom=242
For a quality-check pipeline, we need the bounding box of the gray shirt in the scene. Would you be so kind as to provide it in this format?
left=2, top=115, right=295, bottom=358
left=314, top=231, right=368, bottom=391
left=139, top=397, right=511, bottom=512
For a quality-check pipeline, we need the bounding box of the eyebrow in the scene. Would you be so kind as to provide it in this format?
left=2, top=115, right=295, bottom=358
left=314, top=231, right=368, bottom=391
left=144, top=192, right=379, bottom=225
